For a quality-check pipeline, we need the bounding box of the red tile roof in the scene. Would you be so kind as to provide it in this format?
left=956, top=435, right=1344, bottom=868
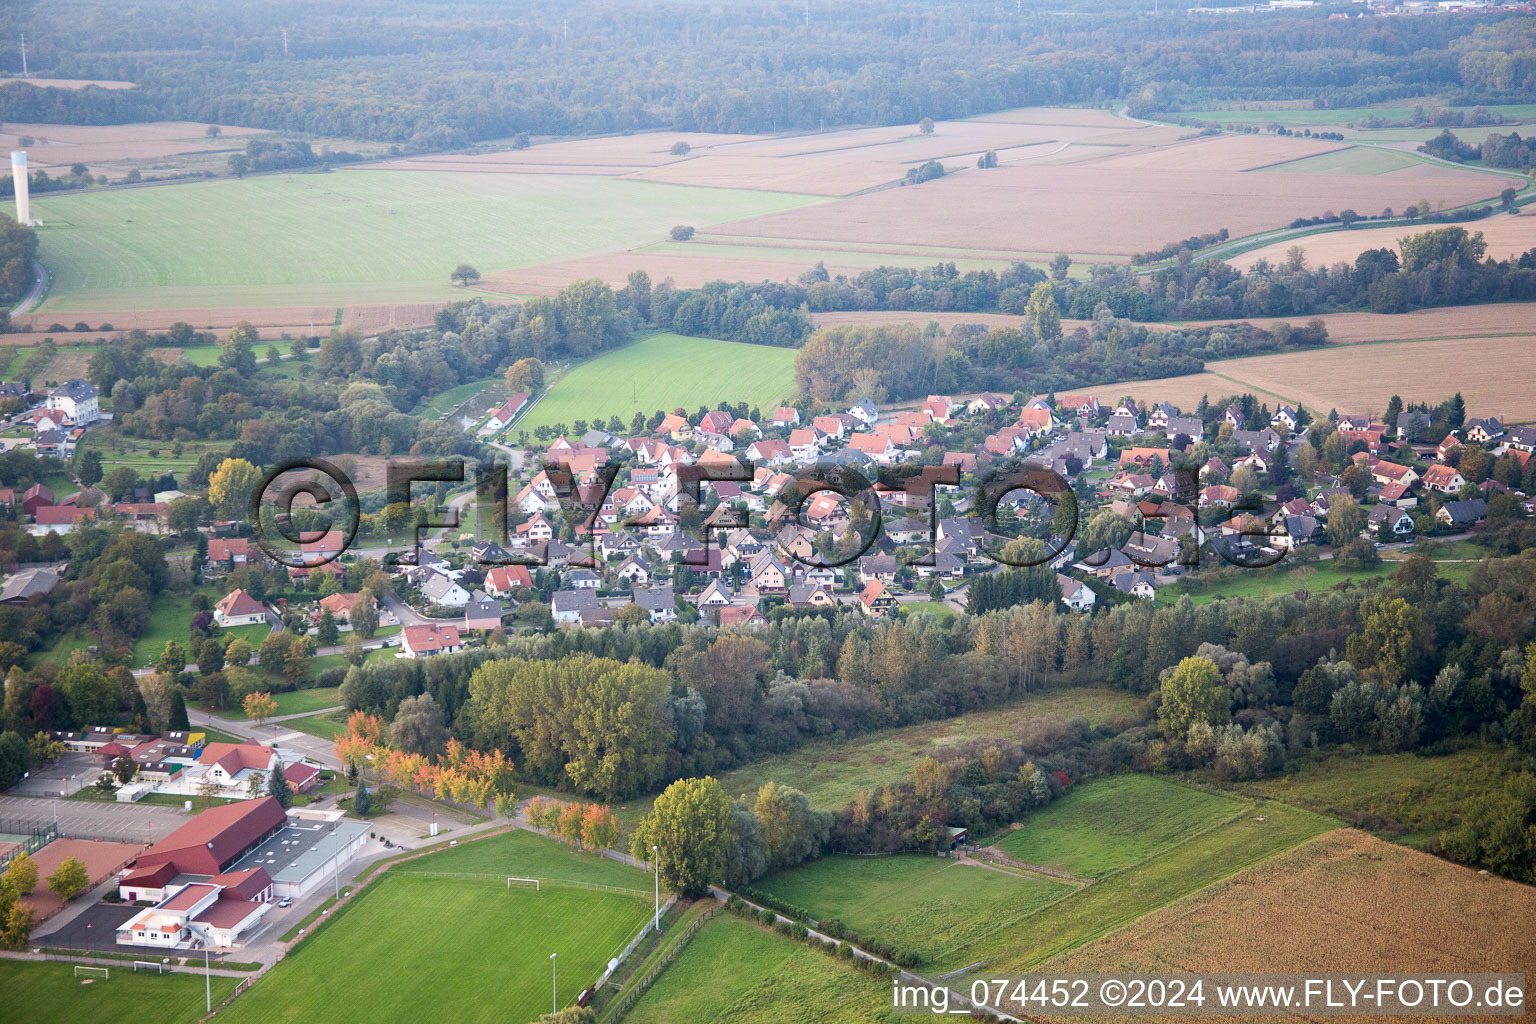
left=132, top=796, right=287, bottom=877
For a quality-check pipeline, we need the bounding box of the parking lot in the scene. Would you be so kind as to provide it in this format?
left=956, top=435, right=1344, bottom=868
left=11, top=752, right=100, bottom=797
left=0, top=794, right=190, bottom=843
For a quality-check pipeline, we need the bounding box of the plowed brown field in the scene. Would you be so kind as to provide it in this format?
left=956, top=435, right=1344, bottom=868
left=1039, top=829, right=1536, bottom=1024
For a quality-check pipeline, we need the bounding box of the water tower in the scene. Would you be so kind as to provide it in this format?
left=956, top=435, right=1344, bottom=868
left=10, top=151, right=33, bottom=226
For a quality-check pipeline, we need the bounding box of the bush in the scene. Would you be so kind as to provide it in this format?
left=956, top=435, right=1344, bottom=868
left=670, top=225, right=695, bottom=241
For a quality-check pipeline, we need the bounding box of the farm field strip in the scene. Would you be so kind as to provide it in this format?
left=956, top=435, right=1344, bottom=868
left=1039, top=829, right=1536, bottom=1005
left=1226, top=212, right=1536, bottom=272
left=32, top=169, right=824, bottom=311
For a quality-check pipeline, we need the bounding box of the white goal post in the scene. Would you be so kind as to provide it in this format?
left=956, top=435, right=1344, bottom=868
left=74, top=965, right=110, bottom=980
left=507, top=876, right=541, bottom=890
left=132, top=961, right=166, bottom=973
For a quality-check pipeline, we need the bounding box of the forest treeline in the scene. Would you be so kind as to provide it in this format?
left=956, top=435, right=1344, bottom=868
left=0, top=2, right=1531, bottom=145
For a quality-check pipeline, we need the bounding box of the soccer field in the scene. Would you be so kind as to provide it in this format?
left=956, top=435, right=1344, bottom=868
left=993, top=775, right=1248, bottom=877
left=512, top=332, right=797, bottom=438
left=221, top=874, right=651, bottom=1024
left=4, top=960, right=239, bottom=1024
left=30, top=170, right=822, bottom=311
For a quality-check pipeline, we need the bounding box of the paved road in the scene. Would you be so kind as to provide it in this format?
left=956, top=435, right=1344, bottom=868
left=8, top=259, right=47, bottom=315
left=0, top=793, right=189, bottom=844
left=202, top=708, right=343, bottom=771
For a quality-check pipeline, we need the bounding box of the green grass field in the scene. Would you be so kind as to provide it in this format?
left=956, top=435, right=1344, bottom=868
left=1230, top=747, right=1520, bottom=848
left=222, top=875, right=648, bottom=1024
left=897, top=600, right=957, bottom=624
left=960, top=799, right=1338, bottom=974
left=212, top=685, right=342, bottom=719
left=284, top=709, right=349, bottom=740
left=392, top=827, right=652, bottom=887
left=754, top=854, right=1072, bottom=966
left=32, top=171, right=823, bottom=311
left=512, top=332, right=796, bottom=439
left=610, top=687, right=1144, bottom=833
left=993, top=775, right=1246, bottom=877
left=1256, top=145, right=1424, bottom=176
left=130, top=585, right=272, bottom=668
left=4, top=960, right=240, bottom=1024
left=624, top=914, right=900, bottom=1024
left=222, top=830, right=653, bottom=1024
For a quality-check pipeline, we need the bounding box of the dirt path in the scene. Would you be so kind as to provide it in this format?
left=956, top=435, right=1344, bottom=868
left=970, top=845, right=1094, bottom=884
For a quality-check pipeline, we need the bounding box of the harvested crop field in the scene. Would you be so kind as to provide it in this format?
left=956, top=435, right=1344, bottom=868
left=704, top=160, right=1501, bottom=260
left=1081, top=133, right=1348, bottom=172
left=1185, top=302, right=1536, bottom=345
left=1228, top=212, right=1536, bottom=272
left=339, top=303, right=441, bottom=335
left=1090, top=332, right=1536, bottom=419
left=1041, top=829, right=1536, bottom=1014
left=0, top=120, right=266, bottom=174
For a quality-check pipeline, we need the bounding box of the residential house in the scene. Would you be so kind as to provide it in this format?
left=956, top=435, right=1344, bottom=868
left=421, top=570, right=471, bottom=608
left=484, top=564, right=533, bottom=597
left=46, top=378, right=102, bottom=424
left=1057, top=573, right=1096, bottom=612
left=401, top=622, right=464, bottom=658
left=858, top=579, right=897, bottom=617
left=214, top=589, right=268, bottom=628
left=29, top=506, right=94, bottom=535
left=551, top=589, right=601, bottom=626
left=630, top=585, right=677, bottom=623
left=1271, top=405, right=1300, bottom=432
left=717, top=605, right=767, bottom=630
left=847, top=399, right=879, bottom=427
left=770, top=406, right=801, bottom=428
left=1421, top=464, right=1466, bottom=494
left=1436, top=499, right=1487, bottom=528
left=463, top=591, right=503, bottom=630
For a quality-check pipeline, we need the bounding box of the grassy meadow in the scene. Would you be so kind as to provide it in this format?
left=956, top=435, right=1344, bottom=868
left=31, top=170, right=823, bottom=311
left=753, top=854, right=1073, bottom=966
left=623, top=914, right=900, bottom=1024
left=511, top=332, right=797, bottom=439
left=993, top=775, right=1247, bottom=877
left=609, top=686, right=1144, bottom=833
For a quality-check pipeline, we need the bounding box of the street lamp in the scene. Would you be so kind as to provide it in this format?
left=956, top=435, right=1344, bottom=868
left=550, top=952, right=557, bottom=1013
left=188, top=923, right=214, bottom=1013
left=651, top=844, right=660, bottom=932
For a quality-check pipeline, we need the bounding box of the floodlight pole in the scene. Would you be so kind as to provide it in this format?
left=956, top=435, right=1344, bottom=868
left=651, top=844, right=659, bottom=932
left=550, top=952, right=557, bottom=1013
